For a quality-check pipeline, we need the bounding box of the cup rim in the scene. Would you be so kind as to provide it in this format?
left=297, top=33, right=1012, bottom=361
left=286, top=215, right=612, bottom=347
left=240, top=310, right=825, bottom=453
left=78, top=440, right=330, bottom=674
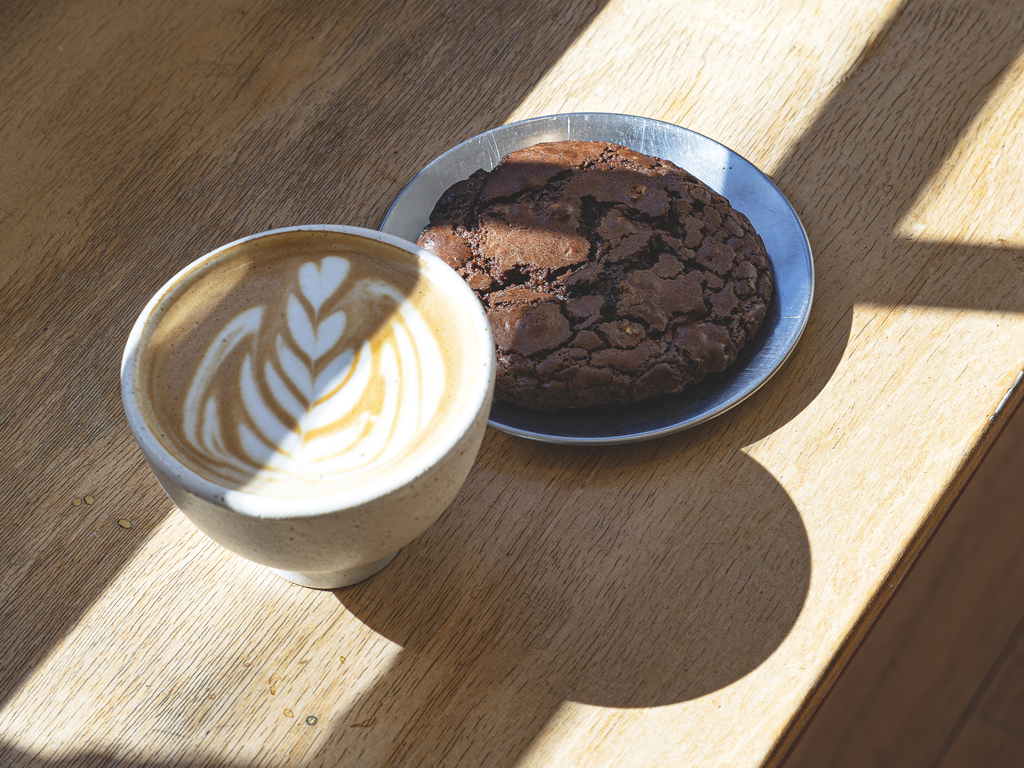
left=120, top=224, right=496, bottom=519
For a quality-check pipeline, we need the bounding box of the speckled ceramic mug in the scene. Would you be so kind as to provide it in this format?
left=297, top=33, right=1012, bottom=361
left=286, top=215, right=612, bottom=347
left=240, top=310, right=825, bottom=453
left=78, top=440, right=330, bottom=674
left=121, top=226, right=495, bottom=588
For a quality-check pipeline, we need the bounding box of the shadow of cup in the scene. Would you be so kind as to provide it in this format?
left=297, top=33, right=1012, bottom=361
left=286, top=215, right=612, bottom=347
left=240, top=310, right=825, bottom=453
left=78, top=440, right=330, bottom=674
left=332, top=433, right=810, bottom=761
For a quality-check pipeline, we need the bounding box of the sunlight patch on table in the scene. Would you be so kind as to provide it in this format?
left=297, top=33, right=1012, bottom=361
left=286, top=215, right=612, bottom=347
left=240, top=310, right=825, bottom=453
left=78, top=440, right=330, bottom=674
left=512, top=668, right=818, bottom=768
left=505, top=0, right=892, bottom=170
left=0, top=512, right=403, bottom=763
left=896, top=50, right=1024, bottom=248
left=744, top=301, right=1024, bottom=693
left=748, top=301, right=1024, bottom=528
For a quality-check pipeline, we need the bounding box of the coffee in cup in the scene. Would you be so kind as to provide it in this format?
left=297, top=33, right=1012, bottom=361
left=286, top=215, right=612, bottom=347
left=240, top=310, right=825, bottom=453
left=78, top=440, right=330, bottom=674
left=121, top=226, right=496, bottom=588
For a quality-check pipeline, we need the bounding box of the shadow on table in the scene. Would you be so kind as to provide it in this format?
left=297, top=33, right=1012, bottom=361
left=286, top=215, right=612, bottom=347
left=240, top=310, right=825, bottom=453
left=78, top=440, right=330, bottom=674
left=0, top=0, right=611, bottom=719
left=0, top=747, right=222, bottom=768
left=321, top=0, right=1024, bottom=763
left=328, top=429, right=811, bottom=765
left=4, top=0, right=1024, bottom=763
left=732, top=0, right=1024, bottom=443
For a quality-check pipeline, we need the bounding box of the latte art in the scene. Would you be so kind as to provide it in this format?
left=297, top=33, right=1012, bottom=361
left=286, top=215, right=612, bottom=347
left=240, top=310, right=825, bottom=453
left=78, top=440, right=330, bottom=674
left=138, top=231, right=471, bottom=498
left=122, top=226, right=496, bottom=587
left=181, top=255, right=445, bottom=489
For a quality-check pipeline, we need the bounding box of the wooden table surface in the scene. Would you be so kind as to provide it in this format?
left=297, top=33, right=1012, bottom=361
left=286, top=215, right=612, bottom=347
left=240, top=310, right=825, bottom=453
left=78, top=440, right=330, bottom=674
left=2, top=0, right=1023, bottom=765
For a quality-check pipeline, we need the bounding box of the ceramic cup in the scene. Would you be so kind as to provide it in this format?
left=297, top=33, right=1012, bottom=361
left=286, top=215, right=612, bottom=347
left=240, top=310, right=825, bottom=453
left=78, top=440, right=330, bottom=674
left=121, top=225, right=496, bottom=588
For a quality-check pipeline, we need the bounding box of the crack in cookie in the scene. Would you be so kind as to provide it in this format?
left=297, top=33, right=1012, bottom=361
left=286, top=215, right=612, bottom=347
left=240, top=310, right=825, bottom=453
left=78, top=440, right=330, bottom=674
left=417, top=140, right=773, bottom=411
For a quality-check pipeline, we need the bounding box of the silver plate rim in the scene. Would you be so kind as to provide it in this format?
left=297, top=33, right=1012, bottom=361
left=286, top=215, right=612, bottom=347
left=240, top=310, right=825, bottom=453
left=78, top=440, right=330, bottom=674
left=380, top=112, right=814, bottom=445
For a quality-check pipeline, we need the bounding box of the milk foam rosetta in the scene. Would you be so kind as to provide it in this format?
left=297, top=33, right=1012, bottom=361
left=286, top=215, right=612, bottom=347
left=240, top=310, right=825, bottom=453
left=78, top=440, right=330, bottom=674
left=141, top=234, right=466, bottom=497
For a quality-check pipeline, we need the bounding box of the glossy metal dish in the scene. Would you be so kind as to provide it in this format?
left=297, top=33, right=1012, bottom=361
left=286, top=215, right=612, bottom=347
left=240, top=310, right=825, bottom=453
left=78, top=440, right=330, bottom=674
left=380, top=113, right=814, bottom=444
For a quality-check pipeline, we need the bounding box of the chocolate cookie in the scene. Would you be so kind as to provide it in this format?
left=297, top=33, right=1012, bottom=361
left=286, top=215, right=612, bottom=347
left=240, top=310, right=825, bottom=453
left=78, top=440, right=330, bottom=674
left=416, top=140, right=772, bottom=411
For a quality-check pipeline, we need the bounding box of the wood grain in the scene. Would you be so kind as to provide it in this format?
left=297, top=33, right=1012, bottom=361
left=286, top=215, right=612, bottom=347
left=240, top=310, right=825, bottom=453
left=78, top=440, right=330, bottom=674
left=784, top=402, right=1024, bottom=767
left=980, top=626, right=1024, bottom=741
left=942, top=720, right=1024, bottom=768
left=2, top=0, right=1024, bottom=765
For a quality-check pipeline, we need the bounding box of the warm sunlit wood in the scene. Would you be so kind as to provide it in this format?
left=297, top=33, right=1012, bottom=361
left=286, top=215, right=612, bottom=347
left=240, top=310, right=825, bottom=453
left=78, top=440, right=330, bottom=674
left=786, top=403, right=1024, bottom=767
left=2, top=0, right=1023, bottom=766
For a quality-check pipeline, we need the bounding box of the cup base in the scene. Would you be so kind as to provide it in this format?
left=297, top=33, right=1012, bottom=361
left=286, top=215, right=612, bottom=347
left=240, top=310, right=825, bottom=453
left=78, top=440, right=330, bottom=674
left=269, top=551, right=400, bottom=589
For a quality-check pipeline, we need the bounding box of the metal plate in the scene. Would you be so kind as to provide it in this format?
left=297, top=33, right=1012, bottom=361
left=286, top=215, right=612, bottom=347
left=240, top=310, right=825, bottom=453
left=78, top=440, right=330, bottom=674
left=380, top=113, right=814, bottom=444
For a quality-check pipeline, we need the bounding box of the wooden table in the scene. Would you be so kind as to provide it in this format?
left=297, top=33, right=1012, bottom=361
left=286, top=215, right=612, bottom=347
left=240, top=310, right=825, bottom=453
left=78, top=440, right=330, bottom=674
left=2, top=0, right=1023, bottom=765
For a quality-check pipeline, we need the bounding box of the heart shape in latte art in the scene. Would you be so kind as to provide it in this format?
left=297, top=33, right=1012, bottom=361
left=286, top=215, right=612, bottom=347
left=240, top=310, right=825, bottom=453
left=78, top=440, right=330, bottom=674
left=179, top=256, right=446, bottom=490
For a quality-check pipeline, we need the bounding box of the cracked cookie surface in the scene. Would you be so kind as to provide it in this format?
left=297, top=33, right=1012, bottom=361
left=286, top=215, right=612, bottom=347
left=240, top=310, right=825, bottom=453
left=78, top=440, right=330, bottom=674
left=416, top=140, right=773, bottom=411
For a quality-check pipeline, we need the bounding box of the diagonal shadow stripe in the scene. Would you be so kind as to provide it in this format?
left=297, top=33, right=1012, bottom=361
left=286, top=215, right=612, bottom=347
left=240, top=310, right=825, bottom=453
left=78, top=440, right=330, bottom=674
left=2, top=1, right=1022, bottom=766
left=0, top=0, right=614, bottom=729
left=732, top=0, right=1024, bottom=442
left=330, top=2, right=1024, bottom=766
left=773, top=0, right=1024, bottom=312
